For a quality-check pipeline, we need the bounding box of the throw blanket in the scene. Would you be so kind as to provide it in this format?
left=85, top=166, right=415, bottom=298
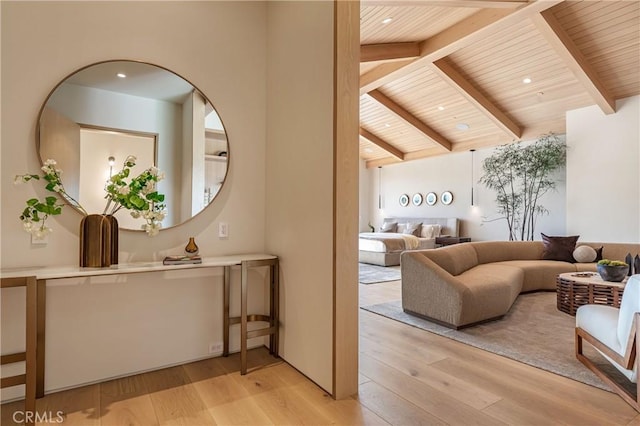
left=359, top=232, right=420, bottom=252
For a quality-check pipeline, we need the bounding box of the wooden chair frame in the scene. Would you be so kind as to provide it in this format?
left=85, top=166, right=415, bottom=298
left=576, top=312, right=639, bottom=412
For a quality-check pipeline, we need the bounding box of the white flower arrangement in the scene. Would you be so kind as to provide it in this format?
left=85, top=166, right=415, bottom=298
left=15, top=156, right=166, bottom=238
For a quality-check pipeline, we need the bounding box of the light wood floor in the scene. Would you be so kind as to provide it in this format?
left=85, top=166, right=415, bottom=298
left=2, top=279, right=639, bottom=425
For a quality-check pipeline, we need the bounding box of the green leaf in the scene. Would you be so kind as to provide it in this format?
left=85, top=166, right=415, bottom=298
left=27, top=198, right=39, bottom=207
left=129, top=194, right=145, bottom=208
left=45, top=196, right=58, bottom=206
left=35, top=204, right=51, bottom=214
left=146, top=192, right=165, bottom=202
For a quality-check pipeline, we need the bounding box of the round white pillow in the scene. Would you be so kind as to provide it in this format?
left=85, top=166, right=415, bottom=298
left=573, top=245, right=597, bottom=263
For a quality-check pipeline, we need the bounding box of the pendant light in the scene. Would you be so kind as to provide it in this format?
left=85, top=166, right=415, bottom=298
left=378, top=166, right=382, bottom=209
left=470, top=149, right=476, bottom=206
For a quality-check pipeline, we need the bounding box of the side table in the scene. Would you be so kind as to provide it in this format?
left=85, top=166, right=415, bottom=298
left=556, top=272, right=626, bottom=316
left=435, top=236, right=471, bottom=247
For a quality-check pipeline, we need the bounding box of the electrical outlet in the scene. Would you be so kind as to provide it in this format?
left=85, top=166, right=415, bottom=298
left=209, top=342, right=223, bottom=354
left=31, top=234, right=48, bottom=245
left=218, top=222, right=228, bottom=239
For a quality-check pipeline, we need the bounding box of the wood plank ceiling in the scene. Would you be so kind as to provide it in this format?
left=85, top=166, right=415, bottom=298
left=359, top=0, right=640, bottom=168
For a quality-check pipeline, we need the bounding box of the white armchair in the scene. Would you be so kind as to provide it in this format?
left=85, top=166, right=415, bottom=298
left=576, top=274, right=639, bottom=411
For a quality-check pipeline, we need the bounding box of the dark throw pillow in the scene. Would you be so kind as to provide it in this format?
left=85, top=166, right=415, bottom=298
left=594, top=246, right=604, bottom=262
left=541, top=233, right=579, bottom=263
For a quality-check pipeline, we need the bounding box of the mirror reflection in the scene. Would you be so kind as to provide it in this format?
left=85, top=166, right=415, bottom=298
left=37, top=60, right=228, bottom=231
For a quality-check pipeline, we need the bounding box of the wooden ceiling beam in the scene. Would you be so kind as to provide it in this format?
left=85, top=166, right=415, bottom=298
left=532, top=9, right=616, bottom=115
left=365, top=135, right=513, bottom=168
left=431, top=58, right=523, bottom=139
left=362, top=1, right=528, bottom=8
left=365, top=157, right=403, bottom=169
left=360, top=60, right=414, bottom=93
left=367, top=90, right=453, bottom=151
left=359, top=0, right=564, bottom=95
left=361, top=42, right=421, bottom=63
left=365, top=146, right=446, bottom=168
left=359, top=128, right=406, bottom=161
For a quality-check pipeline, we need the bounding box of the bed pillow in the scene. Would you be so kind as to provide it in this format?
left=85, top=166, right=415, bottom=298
left=380, top=221, right=397, bottom=233
left=541, top=233, right=579, bottom=263
left=402, top=223, right=422, bottom=236
left=420, top=224, right=442, bottom=238
left=420, top=224, right=436, bottom=239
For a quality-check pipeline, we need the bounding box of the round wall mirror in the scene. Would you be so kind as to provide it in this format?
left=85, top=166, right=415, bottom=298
left=37, top=60, right=228, bottom=231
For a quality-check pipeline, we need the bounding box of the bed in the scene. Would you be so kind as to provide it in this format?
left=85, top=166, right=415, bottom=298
left=358, top=218, right=459, bottom=267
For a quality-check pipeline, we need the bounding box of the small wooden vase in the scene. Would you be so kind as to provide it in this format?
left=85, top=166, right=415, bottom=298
left=185, top=237, right=199, bottom=255
left=79, top=214, right=119, bottom=267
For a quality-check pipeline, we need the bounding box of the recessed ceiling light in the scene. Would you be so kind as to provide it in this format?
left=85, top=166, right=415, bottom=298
left=437, top=106, right=445, bottom=111
left=381, top=17, right=393, bottom=25
left=117, top=73, right=127, bottom=78
left=384, top=123, right=391, bottom=127
left=364, top=148, right=374, bottom=153
left=456, top=123, right=470, bottom=131
left=522, top=77, right=532, bottom=84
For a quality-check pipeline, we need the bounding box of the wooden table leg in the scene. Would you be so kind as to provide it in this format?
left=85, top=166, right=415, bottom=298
left=241, top=262, right=248, bottom=375
left=36, top=279, right=46, bottom=398
left=25, top=278, right=37, bottom=424
left=272, top=261, right=279, bottom=357
left=223, top=266, right=230, bottom=357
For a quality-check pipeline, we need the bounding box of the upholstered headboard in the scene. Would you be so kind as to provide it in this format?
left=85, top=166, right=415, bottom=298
left=383, top=217, right=459, bottom=238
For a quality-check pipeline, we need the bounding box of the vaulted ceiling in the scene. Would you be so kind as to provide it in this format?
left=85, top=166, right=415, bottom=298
left=359, top=0, right=640, bottom=168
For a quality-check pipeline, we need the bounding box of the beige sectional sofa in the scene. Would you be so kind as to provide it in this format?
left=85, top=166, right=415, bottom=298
left=401, top=241, right=640, bottom=329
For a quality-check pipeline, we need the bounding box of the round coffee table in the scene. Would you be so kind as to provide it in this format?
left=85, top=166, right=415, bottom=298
left=556, top=272, right=626, bottom=316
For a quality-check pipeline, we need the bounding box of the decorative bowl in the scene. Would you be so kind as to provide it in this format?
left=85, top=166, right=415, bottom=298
left=596, top=264, right=628, bottom=282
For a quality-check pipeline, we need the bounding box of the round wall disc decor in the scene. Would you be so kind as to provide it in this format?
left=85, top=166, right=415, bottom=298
left=425, top=192, right=437, bottom=206
left=399, top=194, right=410, bottom=207
left=441, top=191, right=453, bottom=205
left=412, top=193, right=423, bottom=206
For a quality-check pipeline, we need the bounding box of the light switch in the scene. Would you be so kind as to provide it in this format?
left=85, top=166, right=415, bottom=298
left=218, top=222, right=228, bottom=239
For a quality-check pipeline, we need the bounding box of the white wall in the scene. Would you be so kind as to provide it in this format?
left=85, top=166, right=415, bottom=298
left=359, top=159, right=373, bottom=232
left=363, top=139, right=567, bottom=241
left=265, top=1, right=335, bottom=393
left=566, top=96, right=640, bottom=242
left=1, top=1, right=269, bottom=401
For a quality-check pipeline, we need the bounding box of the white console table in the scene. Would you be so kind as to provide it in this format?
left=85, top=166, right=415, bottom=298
left=0, top=254, right=279, bottom=412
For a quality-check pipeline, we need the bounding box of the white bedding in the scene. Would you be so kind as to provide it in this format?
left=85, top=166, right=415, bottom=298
left=358, top=232, right=435, bottom=253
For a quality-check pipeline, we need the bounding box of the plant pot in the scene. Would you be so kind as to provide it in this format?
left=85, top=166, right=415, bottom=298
left=596, top=264, right=628, bottom=282
left=79, top=214, right=119, bottom=267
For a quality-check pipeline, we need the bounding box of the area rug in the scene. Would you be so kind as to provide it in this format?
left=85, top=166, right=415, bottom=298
left=358, top=263, right=401, bottom=284
left=362, top=292, right=630, bottom=392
